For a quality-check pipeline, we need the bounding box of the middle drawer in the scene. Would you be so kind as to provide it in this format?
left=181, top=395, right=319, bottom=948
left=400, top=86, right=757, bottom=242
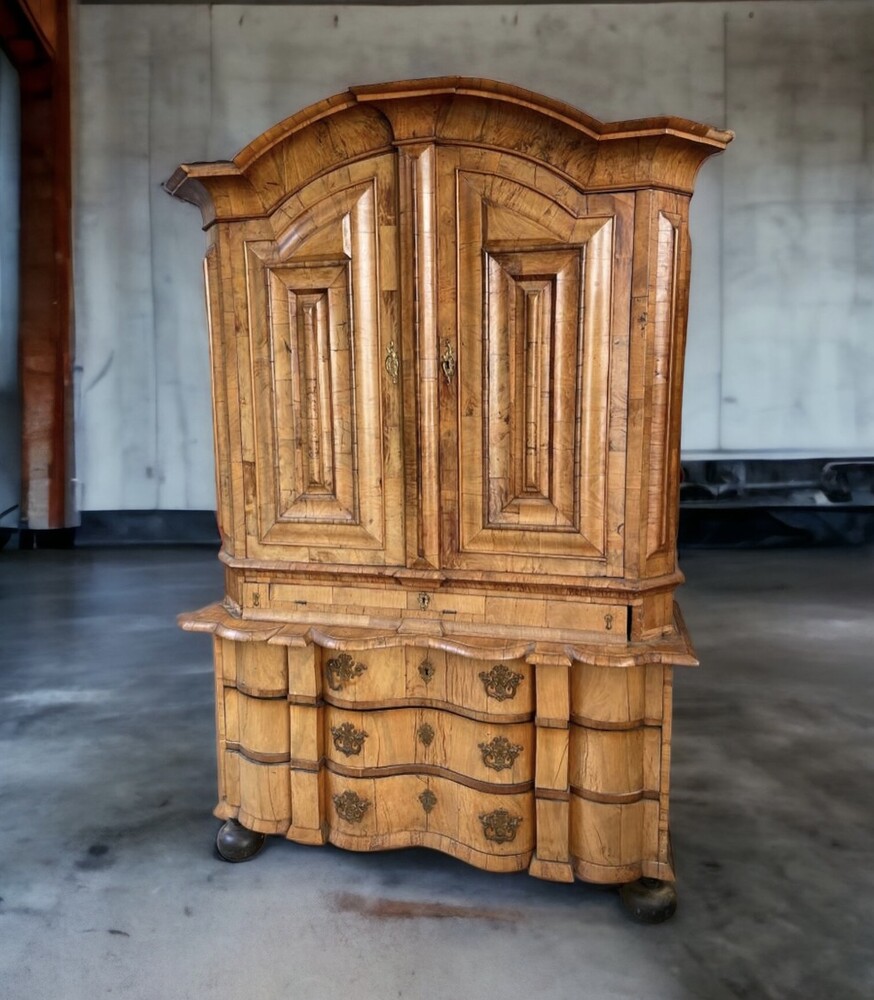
left=323, top=706, right=534, bottom=786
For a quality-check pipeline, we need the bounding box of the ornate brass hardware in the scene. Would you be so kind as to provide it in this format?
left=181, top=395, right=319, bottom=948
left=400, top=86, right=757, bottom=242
left=252, top=592, right=260, bottom=608
left=417, top=723, right=435, bottom=747
left=332, top=790, right=370, bottom=824
left=478, top=735, right=523, bottom=772
left=604, top=613, right=614, bottom=631
left=326, top=653, right=367, bottom=692
left=479, top=663, right=524, bottom=702
left=331, top=722, right=368, bottom=757
left=418, top=789, right=437, bottom=814
left=385, top=340, right=400, bottom=384
left=441, top=339, right=456, bottom=383
left=418, top=659, right=435, bottom=684
left=479, top=809, right=522, bottom=844
left=417, top=592, right=431, bottom=611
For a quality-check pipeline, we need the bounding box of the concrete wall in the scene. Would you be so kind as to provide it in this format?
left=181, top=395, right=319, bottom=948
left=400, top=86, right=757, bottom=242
left=73, top=2, right=874, bottom=511
left=0, top=50, right=20, bottom=524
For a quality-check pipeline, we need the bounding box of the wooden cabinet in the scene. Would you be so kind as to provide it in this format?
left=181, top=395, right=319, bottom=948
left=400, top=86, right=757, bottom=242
left=167, top=78, right=730, bottom=912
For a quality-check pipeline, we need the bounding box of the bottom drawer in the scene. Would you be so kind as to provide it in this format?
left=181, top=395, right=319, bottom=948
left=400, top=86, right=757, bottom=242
left=326, top=773, right=534, bottom=871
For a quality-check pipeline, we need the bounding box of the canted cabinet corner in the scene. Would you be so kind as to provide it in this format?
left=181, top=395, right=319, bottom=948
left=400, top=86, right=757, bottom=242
left=169, top=78, right=729, bottom=916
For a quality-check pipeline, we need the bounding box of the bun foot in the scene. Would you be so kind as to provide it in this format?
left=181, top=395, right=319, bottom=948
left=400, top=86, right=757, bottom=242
left=619, top=877, right=677, bottom=924
left=215, top=819, right=266, bottom=863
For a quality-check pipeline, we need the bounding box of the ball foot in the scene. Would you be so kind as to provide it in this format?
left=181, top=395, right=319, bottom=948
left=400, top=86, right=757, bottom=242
left=619, top=877, right=677, bottom=924
left=215, top=819, right=266, bottom=863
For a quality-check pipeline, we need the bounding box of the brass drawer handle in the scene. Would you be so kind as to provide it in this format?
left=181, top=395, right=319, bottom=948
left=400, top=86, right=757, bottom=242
left=419, top=789, right=437, bottom=814
left=332, top=790, right=370, bottom=824
left=418, top=659, right=436, bottom=684
left=417, top=723, right=435, bottom=747
left=479, top=809, right=522, bottom=844
left=326, top=653, right=367, bottom=692
left=331, top=722, right=368, bottom=757
left=385, top=340, right=400, bottom=384
left=478, top=736, right=523, bottom=772
left=479, top=663, right=524, bottom=702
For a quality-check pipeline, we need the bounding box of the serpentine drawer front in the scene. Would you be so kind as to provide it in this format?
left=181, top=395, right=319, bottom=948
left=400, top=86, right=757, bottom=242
left=170, top=77, right=730, bottom=918
left=323, top=706, right=533, bottom=786
left=318, top=647, right=534, bottom=720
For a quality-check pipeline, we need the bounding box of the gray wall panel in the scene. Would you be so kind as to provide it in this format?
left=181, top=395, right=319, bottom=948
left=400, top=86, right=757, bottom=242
left=73, top=3, right=874, bottom=510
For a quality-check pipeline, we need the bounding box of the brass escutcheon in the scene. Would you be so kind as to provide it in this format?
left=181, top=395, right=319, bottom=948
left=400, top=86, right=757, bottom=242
left=441, top=339, right=456, bottom=383
left=417, top=723, right=435, bottom=747
left=418, top=659, right=436, bottom=684
left=605, top=613, right=614, bottom=631
left=332, top=790, right=370, bottom=824
left=331, top=722, right=368, bottom=757
left=326, top=653, right=367, bottom=692
left=417, top=592, right=431, bottom=611
left=385, top=340, right=400, bottom=385
left=479, top=809, right=522, bottom=844
left=418, top=789, right=437, bottom=814
left=478, top=735, right=523, bottom=772
left=479, top=663, right=524, bottom=702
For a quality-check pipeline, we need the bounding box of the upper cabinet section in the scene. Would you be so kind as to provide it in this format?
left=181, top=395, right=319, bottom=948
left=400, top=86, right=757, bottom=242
left=168, top=79, right=730, bottom=591
left=165, top=77, right=733, bottom=228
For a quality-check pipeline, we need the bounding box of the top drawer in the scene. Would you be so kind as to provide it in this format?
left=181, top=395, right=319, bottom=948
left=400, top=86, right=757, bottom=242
left=318, top=646, right=534, bottom=721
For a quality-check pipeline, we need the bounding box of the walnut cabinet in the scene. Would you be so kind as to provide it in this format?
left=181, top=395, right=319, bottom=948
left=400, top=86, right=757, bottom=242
left=166, top=78, right=731, bottom=905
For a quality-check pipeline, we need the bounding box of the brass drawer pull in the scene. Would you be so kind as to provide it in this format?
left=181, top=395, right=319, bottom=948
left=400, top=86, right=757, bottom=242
left=331, top=722, right=368, bottom=757
left=385, top=340, right=400, bottom=384
left=418, top=659, right=436, bottom=684
left=479, top=663, right=524, bottom=702
left=479, top=809, right=522, bottom=844
left=332, top=790, right=370, bottom=824
left=418, top=789, right=437, bottom=814
left=478, top=736, right=523, bottom=772
left=326, top=653, right=367, bottom=692
left=417, top=723, right=435, bottom=747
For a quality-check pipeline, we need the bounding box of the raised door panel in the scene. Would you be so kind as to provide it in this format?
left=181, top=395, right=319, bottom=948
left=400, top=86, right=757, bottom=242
left=436, top=148, right=632, bottom=577
left=242, top=155, right=404, bottom=566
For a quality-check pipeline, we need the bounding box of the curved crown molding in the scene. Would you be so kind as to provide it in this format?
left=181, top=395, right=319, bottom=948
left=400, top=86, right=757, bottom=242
left=165, top=76, right=733, bottom=226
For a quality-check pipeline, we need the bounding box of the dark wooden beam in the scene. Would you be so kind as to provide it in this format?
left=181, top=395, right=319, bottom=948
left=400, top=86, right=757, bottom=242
left=1, top=0, right=75, bottom=529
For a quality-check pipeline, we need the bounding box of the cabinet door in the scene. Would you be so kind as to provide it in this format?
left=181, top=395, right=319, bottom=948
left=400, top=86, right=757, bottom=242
left=436, top=148, right=632, bottom=577
left=241, top=155, right=405, bottom=566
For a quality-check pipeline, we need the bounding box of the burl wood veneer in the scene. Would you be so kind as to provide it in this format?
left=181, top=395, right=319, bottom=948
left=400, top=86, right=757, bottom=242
left=166, top=78, right=731, bottom=922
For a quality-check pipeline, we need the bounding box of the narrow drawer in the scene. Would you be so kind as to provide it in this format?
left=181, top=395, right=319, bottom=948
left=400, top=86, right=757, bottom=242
left=324, top=705, right=533, bottom=785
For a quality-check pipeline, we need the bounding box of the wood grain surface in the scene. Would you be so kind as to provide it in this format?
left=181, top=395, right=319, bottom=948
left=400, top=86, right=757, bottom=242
left=170, top=78, right=729, bottom=886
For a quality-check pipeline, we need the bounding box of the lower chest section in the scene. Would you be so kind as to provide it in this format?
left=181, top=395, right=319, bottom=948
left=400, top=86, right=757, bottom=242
left=212, top=634, right=675, bottom=884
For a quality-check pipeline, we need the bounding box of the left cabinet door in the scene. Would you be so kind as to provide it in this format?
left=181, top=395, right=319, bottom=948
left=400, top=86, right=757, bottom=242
left=235, top=154, right=405, bottom=566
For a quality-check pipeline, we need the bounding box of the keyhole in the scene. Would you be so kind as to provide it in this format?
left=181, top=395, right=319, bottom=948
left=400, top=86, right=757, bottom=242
left=604, top=613, right=613, bottom=631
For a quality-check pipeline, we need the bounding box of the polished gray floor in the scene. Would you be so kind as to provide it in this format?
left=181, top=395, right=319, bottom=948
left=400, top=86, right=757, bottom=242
left=0, top=546, right=871, bottom=1000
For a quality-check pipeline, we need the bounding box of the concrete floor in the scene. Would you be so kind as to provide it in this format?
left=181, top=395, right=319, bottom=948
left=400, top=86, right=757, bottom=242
left=0, top=546, right=871, bottom=1000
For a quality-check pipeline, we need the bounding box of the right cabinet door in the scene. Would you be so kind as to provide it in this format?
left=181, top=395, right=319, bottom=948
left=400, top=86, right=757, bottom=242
left=436, top=148, right=633, bottom=578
